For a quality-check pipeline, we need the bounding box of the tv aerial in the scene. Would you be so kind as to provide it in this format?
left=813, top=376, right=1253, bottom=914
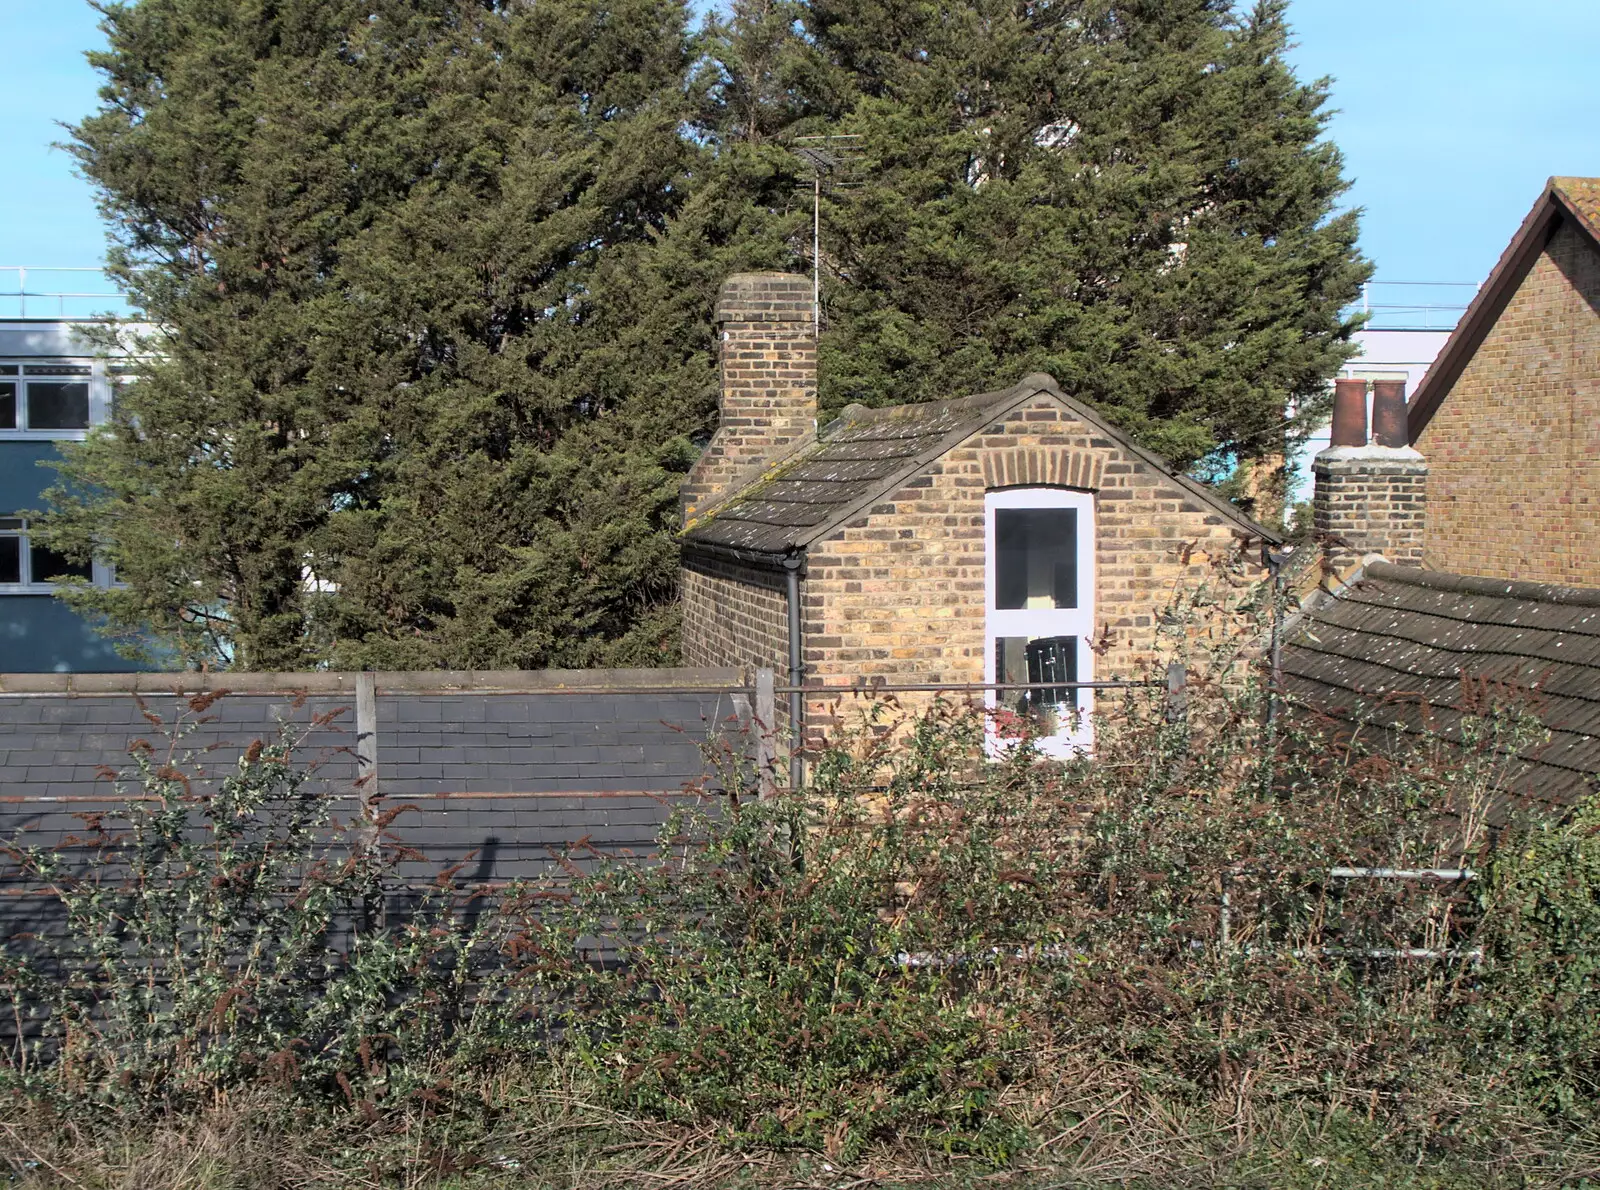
left=792, top=134, right=863, bottom=331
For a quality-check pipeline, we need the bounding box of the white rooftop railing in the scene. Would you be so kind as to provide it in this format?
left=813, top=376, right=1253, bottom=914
left=0, top=267, right=133, bottom=320
left=1353, top=279, right=1478, bottom=332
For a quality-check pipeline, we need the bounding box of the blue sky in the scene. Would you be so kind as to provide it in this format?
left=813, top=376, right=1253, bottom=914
left=1, top=0, right=1595, bottom=296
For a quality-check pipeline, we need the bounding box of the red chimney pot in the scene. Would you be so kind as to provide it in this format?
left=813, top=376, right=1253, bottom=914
left=1330, top=378, right=1368, bottom=448
left=1370, top=380, right=1408, bottom=448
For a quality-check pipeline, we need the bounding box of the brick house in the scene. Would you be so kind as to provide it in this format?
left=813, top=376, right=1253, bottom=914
left=1285, top=336, right=1600, bottom=807
left=679, top=272, right=1276, bottom=756
left=1404, top=176, right=1600, bottom=587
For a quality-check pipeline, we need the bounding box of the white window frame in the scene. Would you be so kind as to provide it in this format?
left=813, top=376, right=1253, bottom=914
left=0, top=517, right=112, bottom=595
left=984, top=487, right=1096, bottom=757
left=0, top=359, right=109, bottom=441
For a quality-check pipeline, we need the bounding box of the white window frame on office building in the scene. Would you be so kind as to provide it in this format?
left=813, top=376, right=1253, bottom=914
left=0, top=353, right=116, bottom=593
left=983, top=486, right=1096, bottom=758
left=0, top=358, right=111, bottom=440
left=0, top=516, right=110, bottom=594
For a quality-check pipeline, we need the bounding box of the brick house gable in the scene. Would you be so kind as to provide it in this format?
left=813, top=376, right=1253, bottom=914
left=1403, top=176, right=1600, bottom=586
left=681, top=374, right=1277, bottom=746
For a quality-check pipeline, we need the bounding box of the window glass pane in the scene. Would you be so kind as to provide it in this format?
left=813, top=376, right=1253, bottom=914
left=0, top=383, right=14, bottom=429
left=995, top=508, right=1076, bottom=609
left=30, top=543, right=92, bottom=583
left=26, top=382, right=91, bottom=429
left=0, top=535, right=20, bottom=583
left=995, top=634, right=1078, bottom=719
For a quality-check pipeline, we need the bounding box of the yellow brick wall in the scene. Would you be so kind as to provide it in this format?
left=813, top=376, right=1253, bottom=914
left=680, top=554, right=790, bottom=676
left=684, top=396, right=1261, bottom=745
left=680, top=274, right=817, bottom=521
left=1417, top=218, right=1600, bottom=585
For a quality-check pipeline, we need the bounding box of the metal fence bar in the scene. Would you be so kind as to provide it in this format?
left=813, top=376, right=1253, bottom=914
left=0, top=789, right=712, bottom=806
left=776, top=680, right=1164, bottom=694
left=0, top=685, right=759, bottom=700
left=1221, top=864, right=1481, bottom=963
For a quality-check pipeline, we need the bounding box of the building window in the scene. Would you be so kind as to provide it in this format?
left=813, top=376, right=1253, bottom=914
left=0, top=363, right=98, bottom=438
left=0, top=517, right=102, bottom=593
left=985, top=488, right=1095, bottom=755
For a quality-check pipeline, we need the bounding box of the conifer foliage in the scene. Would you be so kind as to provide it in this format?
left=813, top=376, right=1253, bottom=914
left=50, top=0, right=710, bottom=671
left=47, top=0, right=1366, bottom=670
left=798, top=0, right=1368, bottom=468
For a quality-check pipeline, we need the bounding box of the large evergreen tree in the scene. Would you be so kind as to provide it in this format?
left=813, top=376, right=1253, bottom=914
left=49, top=0, right=711, bottom=670
left=796, top=0, right=1369, bottom=470
left=46, top=0, right=1364, bottom=670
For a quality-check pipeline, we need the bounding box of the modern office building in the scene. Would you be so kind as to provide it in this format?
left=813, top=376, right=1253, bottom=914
left=0, top=296, right=148, bottom=672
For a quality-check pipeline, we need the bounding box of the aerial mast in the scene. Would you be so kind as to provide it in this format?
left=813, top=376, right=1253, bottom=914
left=792, top=135, right=861, bottom=336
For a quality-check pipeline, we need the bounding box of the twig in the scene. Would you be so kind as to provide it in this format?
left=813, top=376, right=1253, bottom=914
left=1037, top=1088, right=1131, bottom=1152
left=0, top=1120, right=86, bottom=1190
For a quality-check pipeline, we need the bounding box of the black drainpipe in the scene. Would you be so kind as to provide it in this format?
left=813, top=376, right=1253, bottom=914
left=783, top=550, right=804, bottom=790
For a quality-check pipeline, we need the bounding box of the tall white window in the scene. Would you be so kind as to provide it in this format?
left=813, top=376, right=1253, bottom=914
left=984, top=488, right=1095, bottom=756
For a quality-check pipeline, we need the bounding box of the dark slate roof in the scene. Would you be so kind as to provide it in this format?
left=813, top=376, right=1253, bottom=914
left=682, top=373, right=1273, bottom=557
left=1282, top=562, right=1600, bottom=807
left=0, top=684, right=754, bottom=910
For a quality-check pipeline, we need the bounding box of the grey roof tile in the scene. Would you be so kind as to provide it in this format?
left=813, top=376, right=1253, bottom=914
left=1284, top=562, right=1600, bottom=807
left=683, top=374, right=1272, bottom=556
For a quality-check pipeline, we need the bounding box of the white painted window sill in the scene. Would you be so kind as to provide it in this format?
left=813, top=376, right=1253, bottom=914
left=0, top=430, right=90, bottom=443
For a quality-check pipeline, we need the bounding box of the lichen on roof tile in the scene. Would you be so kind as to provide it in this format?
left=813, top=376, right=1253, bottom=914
left=1554, top=176, right=1600, bottom=239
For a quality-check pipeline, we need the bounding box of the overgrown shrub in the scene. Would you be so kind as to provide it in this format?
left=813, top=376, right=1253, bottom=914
left=2, top=672, right=1596, bottom=1183
left=1, top=696, right=473, bottom=1111
left=1468, top=794, right=1600, bottom=1119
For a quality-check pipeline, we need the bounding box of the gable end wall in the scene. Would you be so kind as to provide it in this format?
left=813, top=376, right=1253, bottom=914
left=799, top=395, right=1262, bottom=739
left=1416, top=218, right=1600, bottom=585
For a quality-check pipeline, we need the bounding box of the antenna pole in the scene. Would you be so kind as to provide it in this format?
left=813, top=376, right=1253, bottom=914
left=813, top=172, right=821, bottom=337
left=793, top=134, right=860, bottom=337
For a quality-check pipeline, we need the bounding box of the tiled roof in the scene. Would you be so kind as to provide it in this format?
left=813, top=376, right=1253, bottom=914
left=0, top=682, right=754, bottom=936
left=682, top=373, right=1272, bottom=557
left=1554, top=176, right=1600, bottom=240
left=1282, top=562, right=1600, bottom=807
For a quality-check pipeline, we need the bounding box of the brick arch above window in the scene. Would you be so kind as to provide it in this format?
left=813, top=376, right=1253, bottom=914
left=980, top=448, right=1104, bottom=492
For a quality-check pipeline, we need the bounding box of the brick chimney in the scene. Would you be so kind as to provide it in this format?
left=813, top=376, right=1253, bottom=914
left=681, top=272, right=817, bottom=522
left=1312, top=378, right=1428, bottom=574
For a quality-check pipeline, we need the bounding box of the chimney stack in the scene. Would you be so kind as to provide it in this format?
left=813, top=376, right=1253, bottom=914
left=681, top=273, right=817, bottom=522
left=1312, top=378, right=1428, bottom=574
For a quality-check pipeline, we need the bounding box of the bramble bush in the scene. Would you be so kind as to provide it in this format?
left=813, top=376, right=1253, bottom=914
left=2, top=664, right=1597, bottom=1183
left=0, top=696, right=480, bottom=1113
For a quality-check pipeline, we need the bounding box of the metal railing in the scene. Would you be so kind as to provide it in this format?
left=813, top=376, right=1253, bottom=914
left=0, top=267, right=132, bottom=319
left=1352, top=279, right=1478, bottom=332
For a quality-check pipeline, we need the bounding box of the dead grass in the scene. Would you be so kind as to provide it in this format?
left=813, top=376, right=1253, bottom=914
left=6, top=1054, right=1598, bottom=1190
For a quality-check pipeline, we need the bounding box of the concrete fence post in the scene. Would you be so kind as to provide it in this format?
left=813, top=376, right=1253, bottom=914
left=354, top=671, right=383, bottom=929
left=355, top=672, right=380, bottom=808
left=1164, top=662, right=1188, bottom=726
left=754, top=667, right=778, bottom=798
